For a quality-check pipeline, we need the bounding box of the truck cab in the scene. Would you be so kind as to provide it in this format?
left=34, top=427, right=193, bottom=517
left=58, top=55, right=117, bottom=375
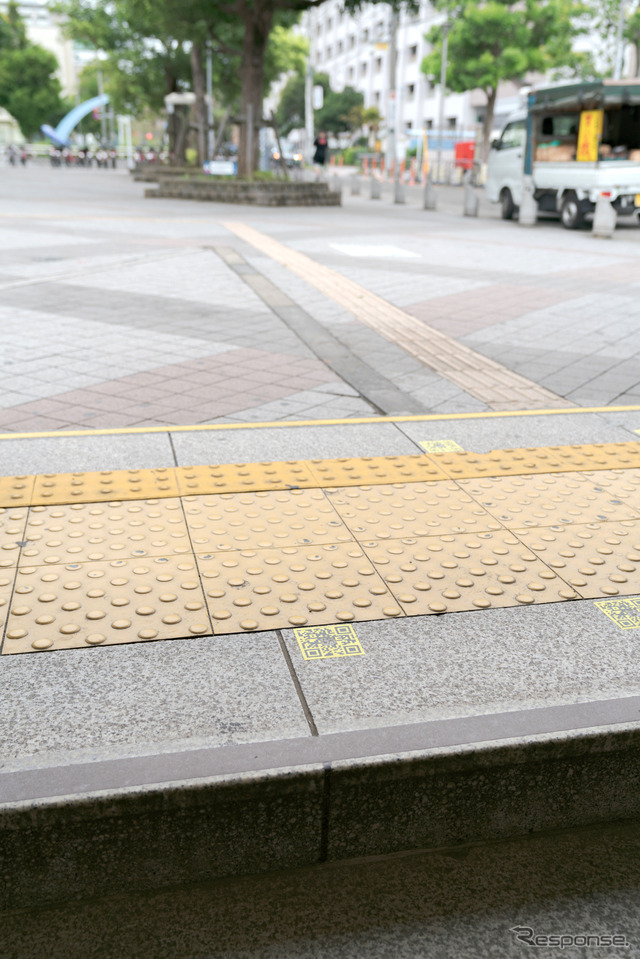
left=486, top=80, right=640, bottom=228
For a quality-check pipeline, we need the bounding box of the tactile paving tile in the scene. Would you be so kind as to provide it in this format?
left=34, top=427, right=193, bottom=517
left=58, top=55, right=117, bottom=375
left=0, top=475, right=35, bottom=508
left=183, top=489, right=353, bottom=552
left=0, top=569, right=16, bottom=636
left=581, top=469, right=640, bottom=512
left=0, top=507, right=28, bottom=569
left=514, top=522, right=640, bottom=598
left=361, top=531, right=579, bottom=615
left=196, top=543, right=403, bottom=632
left=176, top=461, right=316, bottom=495
left=307, top=455, right=447, bottom=487
left=432, top=442, right=640, bottom=479
left=325, top=482, right=504, bottom=540
left=31, top=468, right=179, bottom=506
left=459, top=473, right=639, bottom=527
left=2, top=556, right=212, bottom=654
left=20, top=499, right=191, bottom=565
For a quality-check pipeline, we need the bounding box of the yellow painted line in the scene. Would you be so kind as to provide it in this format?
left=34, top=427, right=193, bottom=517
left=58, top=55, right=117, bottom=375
left=1, top=405, right=639, bottom=442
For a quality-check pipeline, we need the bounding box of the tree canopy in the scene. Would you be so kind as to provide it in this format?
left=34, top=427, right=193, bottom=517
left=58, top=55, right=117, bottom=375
left=0, top=1, right=66, bottom=138
left=422, top=0, right=588, bottom=157
left=274, top=71, right=364, bottom=138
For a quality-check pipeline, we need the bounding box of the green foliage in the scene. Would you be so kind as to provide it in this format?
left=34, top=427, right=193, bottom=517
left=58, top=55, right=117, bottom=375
left=0, top=4, right=65, bottom=136
left=274, top=70, right=364, bottom=137
left=422, top=0, right=585, bottom=99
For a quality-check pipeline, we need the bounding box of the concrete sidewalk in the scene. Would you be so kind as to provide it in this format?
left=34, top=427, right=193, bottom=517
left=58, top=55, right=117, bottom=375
left=2, top=167, right=640, bottom=957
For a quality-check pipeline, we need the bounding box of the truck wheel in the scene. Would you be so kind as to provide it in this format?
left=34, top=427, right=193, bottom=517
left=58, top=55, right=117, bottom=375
left=500, top=188, right=515, bottom=220
left=560, top=192, right=585, bottom=230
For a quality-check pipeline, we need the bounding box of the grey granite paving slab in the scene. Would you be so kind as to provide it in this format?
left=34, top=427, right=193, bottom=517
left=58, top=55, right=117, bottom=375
left=396, top=411, right=633, bottom=452
left=281, top=601, right=640, bottom=735
left=171, top=422, right=418, bottom=464
left=0, top=432, right=176, bottom=476
left=597, top=409, right=640, bottom=437
left=4, top=817, right=639, bottom=958
left=0, top=632, right=308, bottom=769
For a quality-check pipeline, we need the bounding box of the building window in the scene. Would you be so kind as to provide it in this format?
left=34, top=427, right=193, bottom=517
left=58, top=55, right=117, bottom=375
left=376, top=20, right=385, bottom=38
left=327, top=17, right=332, bottom=30
left=409, top=44, right=418, bottom=62
left=360, top=61, right=368, bottom=76
left=338, top=40, right=343, bottom=54
left=425, top=119, right=433, bottom=129
left=447, top=116, right=457, bottom=129
left=362, top=28, right=369, bottom=42
left=349, top=34, right=355, bottom=49
left=326, top=45, right=332, bottom=59
left=375, top=57, right=382, bottom=73
left=407, top=84, right=415, bottom=100
left=348, top=66, right=354, bottom=81
left=375, top=91, right=381, bottom=104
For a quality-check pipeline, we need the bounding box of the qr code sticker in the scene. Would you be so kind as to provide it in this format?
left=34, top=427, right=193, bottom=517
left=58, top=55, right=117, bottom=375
left=419, top=440, right=465, bottom=453
left=294, top=623, right=365, bottom=660
left=594, top=597, right=640, bottom=629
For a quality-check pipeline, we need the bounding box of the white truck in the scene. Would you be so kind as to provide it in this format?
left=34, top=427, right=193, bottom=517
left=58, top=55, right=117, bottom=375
left=486, top=79, right=640, bottom=228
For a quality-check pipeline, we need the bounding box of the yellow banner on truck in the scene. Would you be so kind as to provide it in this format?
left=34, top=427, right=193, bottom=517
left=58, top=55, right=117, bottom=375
left=577, top=109, right=604, bottom=162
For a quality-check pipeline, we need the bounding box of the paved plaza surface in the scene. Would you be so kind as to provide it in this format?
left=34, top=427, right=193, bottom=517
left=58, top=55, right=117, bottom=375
left=2, top=167, right=640, bottom=957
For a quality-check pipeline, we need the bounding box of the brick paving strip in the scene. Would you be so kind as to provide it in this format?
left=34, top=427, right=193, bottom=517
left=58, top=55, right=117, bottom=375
left=224, top=222, right=571, bottom=413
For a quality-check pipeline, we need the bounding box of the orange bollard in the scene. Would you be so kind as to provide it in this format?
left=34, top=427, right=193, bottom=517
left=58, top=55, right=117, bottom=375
left=371, top=157, right=377, bottom=175
left=338, top=155, right=344, bottom=168
left=380, top=157, right=386, bottom=177
left=409, top=158, right=416, bottom=186
left=400, top=159, right=406, bottom=183
left=330, top=155, right=335, bottom=168
left=363, top=157, right=369, bottom=176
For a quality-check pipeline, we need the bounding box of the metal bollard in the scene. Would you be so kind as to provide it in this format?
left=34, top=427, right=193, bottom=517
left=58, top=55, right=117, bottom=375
left=519, top=174, right=537, bottom=226
left=370, top=177, right=381, bottom=199
left=423, top=172, right=437, bottom=210
left=350, top=175, right=361, bottom=196
left=463, top=171, right=478, bottom=217
left=393, top=178, right=405, bottom=204
left=592, top=191, right=616, bottom=237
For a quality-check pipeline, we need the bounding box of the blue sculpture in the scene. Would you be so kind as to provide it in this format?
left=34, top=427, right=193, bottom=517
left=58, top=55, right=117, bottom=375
left=41, top=94, right=110, bottom=146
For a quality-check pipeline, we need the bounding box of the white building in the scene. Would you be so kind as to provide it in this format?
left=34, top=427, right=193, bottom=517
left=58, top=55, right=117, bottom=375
left=302, top=0, right=479, bottom=157
left=0, top=0, right=78, bottom=97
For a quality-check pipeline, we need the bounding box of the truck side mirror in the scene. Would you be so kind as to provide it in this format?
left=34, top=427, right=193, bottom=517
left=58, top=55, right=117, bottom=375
left=490, top=139, right=500, bottom=151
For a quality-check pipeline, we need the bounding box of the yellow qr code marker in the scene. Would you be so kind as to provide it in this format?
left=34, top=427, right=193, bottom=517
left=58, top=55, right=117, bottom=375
left=294, top=623, right=365, bottom=660
left=594, top=596, right=640, bottom=629
left=419, top=440, right=465, bottom=453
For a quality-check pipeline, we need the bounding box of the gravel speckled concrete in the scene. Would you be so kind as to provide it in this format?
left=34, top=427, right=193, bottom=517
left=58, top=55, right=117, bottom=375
left=282, top=602, right=640, bottom=734
left=0, top=432, right=176, bottom=476
left=171, top=422, right=419, bottom=464
left=0, top=632, right=309, bottom=768
left=2, top=817, right=639, bottom=958
left=396, top=411, right=635, bottom=454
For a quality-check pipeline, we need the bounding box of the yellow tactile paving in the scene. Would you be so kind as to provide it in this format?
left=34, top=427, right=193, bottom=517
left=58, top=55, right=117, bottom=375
left=0, top=475, right=35, bottom=508
left=31, top=468, right=179, bottom=506
left=432, top=443, right=640, bottom=478
left=306, top=455, right=447, bottom=487
left=196, top=543, right=403, bottom=633
left=0, top=570, right=15, bottom=634
left=183, top=489, right=353, bottom=551
left=3, top=556, right=211, bottom=654
left=360, top=532, right=580, bottom=614
left=20, top=499, right=191, bottom=565
left=326, top=482, right=504, bottom=539
left=0, top=507, right=28, bottom=568
left=459, top=473, right=640, bottom=527
left=4, top=446, right=640, bottom=654
left=514, top=522, right=640, bottom=598
left=176, top=461, right=316, bottom=494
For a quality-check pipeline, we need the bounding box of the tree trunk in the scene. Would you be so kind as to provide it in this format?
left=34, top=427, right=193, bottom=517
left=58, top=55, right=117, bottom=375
left=481, top=87, right=498, bottom=163
left=190, top=42, right=207, bottom=166
left=238, top=1, right=274, bottom=178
